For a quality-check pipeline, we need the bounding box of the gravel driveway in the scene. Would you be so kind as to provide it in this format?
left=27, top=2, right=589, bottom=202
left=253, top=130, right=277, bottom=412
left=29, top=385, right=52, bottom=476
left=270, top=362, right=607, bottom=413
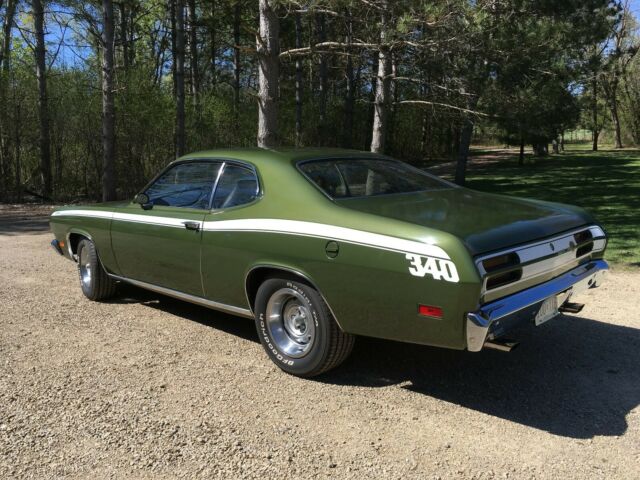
left=1, top=209, right=639, bottom=479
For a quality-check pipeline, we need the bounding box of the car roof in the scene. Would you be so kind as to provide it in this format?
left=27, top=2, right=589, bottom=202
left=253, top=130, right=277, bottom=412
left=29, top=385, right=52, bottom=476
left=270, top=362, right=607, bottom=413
left=178, top=147, right=386, bottom=167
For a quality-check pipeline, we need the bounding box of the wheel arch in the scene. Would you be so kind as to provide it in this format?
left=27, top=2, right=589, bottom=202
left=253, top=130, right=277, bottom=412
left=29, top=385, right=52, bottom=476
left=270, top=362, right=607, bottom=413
left=244, top=264, right=346, bottom=331
left=66, top=229, right=94, bottom=259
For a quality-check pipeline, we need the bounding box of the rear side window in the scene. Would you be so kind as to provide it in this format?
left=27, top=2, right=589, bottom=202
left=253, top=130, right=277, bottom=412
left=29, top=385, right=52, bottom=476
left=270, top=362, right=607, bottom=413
left=212, top=164, right=259, bottom=209
left=298, top=158, right=451, bottom=199
left=146, top=161, right=221, bottom=209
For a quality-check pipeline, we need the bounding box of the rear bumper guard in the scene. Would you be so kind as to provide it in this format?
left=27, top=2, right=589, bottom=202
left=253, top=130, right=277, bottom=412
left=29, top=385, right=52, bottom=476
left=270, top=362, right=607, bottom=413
left=466, top=259, right=608, bottom=352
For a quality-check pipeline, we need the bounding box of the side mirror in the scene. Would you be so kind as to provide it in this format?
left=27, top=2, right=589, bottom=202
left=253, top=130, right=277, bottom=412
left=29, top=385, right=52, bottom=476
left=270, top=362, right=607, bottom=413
left=133, top=193, right=152, bottom=210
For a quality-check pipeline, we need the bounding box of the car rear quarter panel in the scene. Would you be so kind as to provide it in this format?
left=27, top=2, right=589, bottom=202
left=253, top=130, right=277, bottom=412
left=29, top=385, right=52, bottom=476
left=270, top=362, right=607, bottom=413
left=50, top=207, right=119, bottom=274
left=201, top=219, right=481, bottom=349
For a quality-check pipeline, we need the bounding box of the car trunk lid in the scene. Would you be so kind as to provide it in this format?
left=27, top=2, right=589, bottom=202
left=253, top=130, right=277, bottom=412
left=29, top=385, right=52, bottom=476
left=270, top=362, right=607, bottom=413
left=335, top=188, right=593, bottom=256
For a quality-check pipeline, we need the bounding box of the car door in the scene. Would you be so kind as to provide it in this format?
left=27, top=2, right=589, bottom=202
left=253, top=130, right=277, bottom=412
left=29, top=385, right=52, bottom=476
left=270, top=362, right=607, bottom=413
left=111, top=160, right=223, bottom=296
left=200, top=162, right=261, bottom=307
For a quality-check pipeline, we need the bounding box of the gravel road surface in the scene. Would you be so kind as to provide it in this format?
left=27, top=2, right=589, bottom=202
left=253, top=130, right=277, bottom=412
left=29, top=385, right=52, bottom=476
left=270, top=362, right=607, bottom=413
left=1, top=208, right=639, bottom=479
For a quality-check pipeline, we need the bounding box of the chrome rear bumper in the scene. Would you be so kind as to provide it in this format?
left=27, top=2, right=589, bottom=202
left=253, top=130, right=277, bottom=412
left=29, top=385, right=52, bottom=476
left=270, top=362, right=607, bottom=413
left=466, top=259, right=608, bottom=352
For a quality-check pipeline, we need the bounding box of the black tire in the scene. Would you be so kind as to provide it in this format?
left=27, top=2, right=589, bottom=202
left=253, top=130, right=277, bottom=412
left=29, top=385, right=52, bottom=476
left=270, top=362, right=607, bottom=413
left=254, top=278, right=355, bottom=377
left=77, top=239, right=116, bottom=301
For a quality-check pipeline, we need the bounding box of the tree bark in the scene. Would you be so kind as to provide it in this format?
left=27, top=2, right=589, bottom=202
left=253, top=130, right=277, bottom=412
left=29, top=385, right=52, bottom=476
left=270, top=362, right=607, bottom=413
left=370, top=2, right=390, bottom=154
left=118, top=2, right=129, bottom=72
left=0, top=0, right=16, bottom=200
left=0, top=0, right=16, bottom=69
left=33, top=0, right=52, bottom=199
left=174, top=0, right=186, bottom=156
left=233, top=1, right=241, bottom=115
left=342, top=12, right=354, bottom=149
left=187, top=0, right=199, bottom=105
left=519, top=133, right=525, bottom=166
left=609, top=88, right=623, bottom=148
left=316, top=13, right=327, bottom=143
left=101, top=0, right=117, bottom=201
left=454, top=114, right=475, bottom=185
left=256, top=0, right=279, bottom=148
left=592, top=75, right=599, bottom=152
left=209, top=0, right=216, bottom=84
left=294, top=11, right=303, bottom=146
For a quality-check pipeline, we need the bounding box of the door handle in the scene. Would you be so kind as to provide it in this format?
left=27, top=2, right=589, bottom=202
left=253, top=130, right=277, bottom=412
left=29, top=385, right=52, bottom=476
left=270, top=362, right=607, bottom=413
left=183, top=221, right=201, bottom=231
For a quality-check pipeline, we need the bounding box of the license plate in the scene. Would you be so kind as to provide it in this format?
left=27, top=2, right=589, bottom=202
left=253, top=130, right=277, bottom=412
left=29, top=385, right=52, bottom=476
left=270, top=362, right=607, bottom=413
left=535, top=296, right=560, bottom=326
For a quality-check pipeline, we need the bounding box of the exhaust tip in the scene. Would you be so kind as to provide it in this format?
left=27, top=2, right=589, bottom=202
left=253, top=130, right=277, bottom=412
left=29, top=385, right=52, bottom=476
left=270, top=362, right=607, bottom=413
left=483, top=338, right=519, bottom=352
left=559, top=302, right=585, bottom=314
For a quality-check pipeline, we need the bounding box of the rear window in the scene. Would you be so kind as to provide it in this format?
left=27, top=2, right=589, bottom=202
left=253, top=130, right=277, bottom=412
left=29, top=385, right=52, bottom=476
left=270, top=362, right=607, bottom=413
left=298, top=158, right=451, bottom=199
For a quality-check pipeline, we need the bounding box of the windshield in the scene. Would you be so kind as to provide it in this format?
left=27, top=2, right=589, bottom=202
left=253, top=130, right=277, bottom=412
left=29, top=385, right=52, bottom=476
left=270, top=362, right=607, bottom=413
left=298, top=158, right=453, bottom=199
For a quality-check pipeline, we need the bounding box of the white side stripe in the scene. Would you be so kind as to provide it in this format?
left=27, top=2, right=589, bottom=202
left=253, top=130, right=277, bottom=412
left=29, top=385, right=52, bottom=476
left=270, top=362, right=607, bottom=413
left=51, top=210, right=450, bottom=259
left=52, top=209, right=114, bottom=220
left=202, top=218, right=450, bottom=259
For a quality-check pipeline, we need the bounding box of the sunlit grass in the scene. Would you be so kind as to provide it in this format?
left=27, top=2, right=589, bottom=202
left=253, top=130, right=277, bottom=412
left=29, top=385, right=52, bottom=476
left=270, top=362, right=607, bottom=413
left=466, top=145, right=640, bottom=267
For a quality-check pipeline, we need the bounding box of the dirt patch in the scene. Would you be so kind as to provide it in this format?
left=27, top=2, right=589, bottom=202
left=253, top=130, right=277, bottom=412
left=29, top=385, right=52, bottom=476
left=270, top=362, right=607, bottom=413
left=1, top=209, right=639, bottom=479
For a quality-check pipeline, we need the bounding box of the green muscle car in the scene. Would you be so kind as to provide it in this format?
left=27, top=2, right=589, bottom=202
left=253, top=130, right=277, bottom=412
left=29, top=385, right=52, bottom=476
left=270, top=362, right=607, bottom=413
left=49, top=148, right=608, bottom=377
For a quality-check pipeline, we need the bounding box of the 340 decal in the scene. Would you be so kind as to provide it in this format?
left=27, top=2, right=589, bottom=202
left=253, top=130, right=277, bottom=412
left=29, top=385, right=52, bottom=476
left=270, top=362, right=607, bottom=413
left=405, top=253, right=460, bottom=283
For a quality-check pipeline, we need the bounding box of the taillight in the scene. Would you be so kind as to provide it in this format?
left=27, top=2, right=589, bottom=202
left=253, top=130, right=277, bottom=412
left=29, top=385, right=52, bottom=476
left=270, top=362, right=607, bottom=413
left=574, top=230, right=594, bottom=257
left=482, top=252, right=520, bottom=273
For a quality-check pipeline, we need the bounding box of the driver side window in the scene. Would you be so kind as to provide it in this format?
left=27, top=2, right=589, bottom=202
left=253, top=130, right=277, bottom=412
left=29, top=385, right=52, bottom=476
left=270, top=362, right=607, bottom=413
left=146, top=161, right=222, bottom=209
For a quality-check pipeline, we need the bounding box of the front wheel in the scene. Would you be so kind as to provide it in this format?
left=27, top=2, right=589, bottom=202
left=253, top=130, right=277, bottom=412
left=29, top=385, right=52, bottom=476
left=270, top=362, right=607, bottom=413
left=254, top=278, right=355, bottom=377
left=77, top=239, right=116, bottom=301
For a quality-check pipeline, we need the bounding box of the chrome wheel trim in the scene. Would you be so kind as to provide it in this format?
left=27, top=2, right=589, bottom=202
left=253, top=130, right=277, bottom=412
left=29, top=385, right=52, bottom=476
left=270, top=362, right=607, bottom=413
left=265, top=288, right=315, bottom=358
left=79, top=246, right=92, bottom=289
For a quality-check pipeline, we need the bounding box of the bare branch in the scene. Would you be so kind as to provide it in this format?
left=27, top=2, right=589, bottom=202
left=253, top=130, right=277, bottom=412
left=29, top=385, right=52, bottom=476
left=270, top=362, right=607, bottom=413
left=397, top=100, right=489, bottom=117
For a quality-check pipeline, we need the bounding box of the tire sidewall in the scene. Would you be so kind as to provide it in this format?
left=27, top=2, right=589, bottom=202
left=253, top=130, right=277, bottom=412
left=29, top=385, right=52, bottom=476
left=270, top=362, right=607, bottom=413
left=77, top=239, right=97, bottom=299
left=255, top=278, right=331, bottom=376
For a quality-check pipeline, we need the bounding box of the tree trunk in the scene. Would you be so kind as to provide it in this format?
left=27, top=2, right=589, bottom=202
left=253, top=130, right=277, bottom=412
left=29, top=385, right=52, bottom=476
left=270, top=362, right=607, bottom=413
left=209, top=0, right=216, bottom=84
left=33, top=0, right=52, bottom=199
left=233, top=1, right=241, bottom=116
left=0, top=0, right=16, bottom=201
left=119, top=2, right=129, bottom=72
left=592, top=75, right=599, bottom=152
left=14, top=101, right=21, bottom=201
left=170, top=1, right=177, bottom=98
left=342, top=13, right=354, bottom=149
left=256, top=0, right=279, bottom=148
left=294, top=11, right=303, bottom=147
left=610, top=91, right=623, bottom=149
left=316, top=13, right=327, bottom=143
left=174, top=0, right=186, bottom=156
left=370, top=2, right=390, bottom=154
left=187, top=0, right=199, bottom=105
left=0, top=0, right=16, bottom=69
left=519, top=134, right=525, bottom=166
left=533, top=143, right=549, bottom=156
left=454, top=114, right=475, bottom=185
left=101, top=0, right=117, bottom=201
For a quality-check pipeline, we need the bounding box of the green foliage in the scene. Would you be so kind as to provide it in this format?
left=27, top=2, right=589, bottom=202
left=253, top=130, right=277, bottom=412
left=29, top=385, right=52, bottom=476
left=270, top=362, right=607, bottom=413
left=0, top=0, right=636, bottom=202
left=467, top=147, right=640, bottom=266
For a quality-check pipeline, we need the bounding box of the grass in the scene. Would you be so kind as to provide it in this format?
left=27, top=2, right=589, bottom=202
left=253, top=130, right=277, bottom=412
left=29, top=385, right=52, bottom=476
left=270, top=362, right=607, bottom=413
left=465, top=145, right=640, bottom=267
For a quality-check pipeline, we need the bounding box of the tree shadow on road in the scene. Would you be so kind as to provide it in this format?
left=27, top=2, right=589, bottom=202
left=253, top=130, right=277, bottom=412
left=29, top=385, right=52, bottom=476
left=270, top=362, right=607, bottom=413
left=320, top=314, right=640, bottom=439
left=0, top=215, right=50, bottom=235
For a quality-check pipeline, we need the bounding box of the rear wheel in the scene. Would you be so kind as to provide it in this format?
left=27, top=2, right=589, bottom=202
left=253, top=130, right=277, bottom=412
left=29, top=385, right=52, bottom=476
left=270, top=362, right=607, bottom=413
left=254, top=278, right=354, bottom=377
left=77, top=239, right=116, bottom=301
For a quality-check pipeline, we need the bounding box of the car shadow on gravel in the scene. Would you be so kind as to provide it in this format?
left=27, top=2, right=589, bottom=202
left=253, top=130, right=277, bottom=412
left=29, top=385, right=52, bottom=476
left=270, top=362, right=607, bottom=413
left=105, top=284, right=639, bottom=440
left=110, top=283, right=260, bottom=343
left=319, top=315, right=640, bottom=440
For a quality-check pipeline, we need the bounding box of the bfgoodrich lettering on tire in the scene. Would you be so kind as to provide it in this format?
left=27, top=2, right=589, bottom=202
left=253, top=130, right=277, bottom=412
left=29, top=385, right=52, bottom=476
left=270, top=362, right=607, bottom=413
left=254, top=278, right=355, bottom=377
left=77, top=239, right=116, bottom=301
